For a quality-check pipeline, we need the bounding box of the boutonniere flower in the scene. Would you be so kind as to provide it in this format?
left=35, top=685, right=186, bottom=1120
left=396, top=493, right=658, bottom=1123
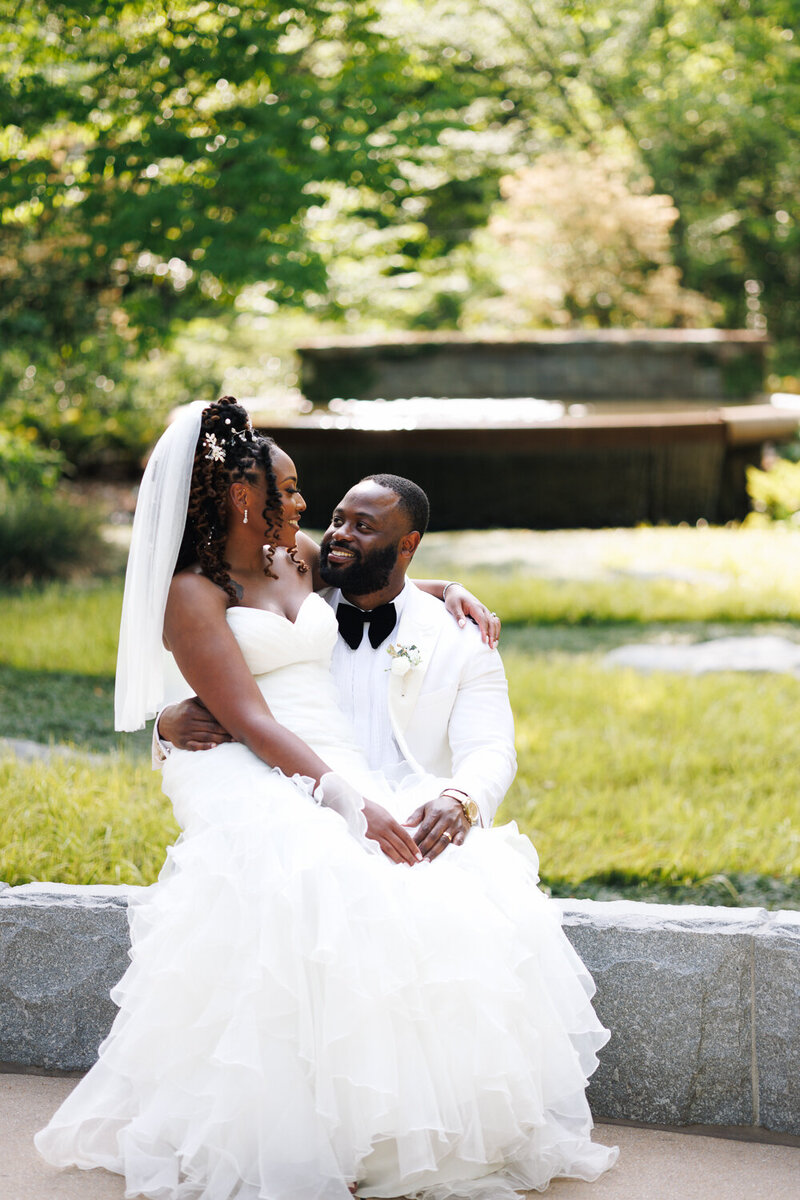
left=386, top=642, right=423, bottom=677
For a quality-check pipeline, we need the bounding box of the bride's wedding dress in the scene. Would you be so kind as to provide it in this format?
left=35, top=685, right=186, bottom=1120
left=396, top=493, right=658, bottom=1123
left=36, top=593, right=617, bottom=1199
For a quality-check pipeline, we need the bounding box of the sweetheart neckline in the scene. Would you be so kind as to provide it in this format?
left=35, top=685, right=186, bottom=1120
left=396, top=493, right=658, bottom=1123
left=225, top=591, right=324, bottom=628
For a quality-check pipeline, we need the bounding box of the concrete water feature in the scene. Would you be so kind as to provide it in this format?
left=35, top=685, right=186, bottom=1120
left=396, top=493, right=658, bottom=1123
left=256, top=330, right=797, bottom=529
left=296, top=329, right=770, bottom=406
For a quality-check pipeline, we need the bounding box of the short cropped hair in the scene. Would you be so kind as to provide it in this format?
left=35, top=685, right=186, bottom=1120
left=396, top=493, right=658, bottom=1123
left=362, top=473, right=430, bottom=537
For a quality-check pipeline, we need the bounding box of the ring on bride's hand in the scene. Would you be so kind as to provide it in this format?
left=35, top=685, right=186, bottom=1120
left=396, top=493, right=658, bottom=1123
left=490, top=612, right=497, bottom=618
left=442, top=831, right=452, bottom=842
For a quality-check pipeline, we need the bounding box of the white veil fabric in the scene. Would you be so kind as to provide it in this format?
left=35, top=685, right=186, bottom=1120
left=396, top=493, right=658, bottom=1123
left=115, top=402, right=206, bottom=731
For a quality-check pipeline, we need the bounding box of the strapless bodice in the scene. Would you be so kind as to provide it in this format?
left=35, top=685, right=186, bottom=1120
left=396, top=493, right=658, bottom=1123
left=224, top=592, right=366, bottom=778
left=225, top=592, right=337, bottom=676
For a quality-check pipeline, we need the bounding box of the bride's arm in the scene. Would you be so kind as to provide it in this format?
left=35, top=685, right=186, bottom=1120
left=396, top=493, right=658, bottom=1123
left=294, top=531, right=499, bottom=647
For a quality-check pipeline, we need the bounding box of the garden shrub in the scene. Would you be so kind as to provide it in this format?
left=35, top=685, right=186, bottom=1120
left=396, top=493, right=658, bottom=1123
left=746, top=458, right=800, bottom=524
left=0, top=487, right=109, bottom=583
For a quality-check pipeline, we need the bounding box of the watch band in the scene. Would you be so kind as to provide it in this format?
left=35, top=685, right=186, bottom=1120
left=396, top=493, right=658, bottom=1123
left=440, top=788, right=479, bottom=826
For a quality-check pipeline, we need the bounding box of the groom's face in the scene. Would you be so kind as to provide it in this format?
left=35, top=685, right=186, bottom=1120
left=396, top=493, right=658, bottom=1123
left=319, top=482, right=412, bottom=597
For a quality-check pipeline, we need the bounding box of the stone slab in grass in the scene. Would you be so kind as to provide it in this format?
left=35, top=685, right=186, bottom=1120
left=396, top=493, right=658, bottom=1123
left=603, top=636, right=800, bottom=676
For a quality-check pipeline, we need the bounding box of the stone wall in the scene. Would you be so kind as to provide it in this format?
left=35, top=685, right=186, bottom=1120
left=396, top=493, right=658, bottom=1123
left=1, top=883, right=798, bottom=1135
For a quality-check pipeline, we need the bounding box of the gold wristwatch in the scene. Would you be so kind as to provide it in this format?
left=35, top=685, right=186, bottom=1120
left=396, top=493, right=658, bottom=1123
left=442, top=788, right=479, bottom=826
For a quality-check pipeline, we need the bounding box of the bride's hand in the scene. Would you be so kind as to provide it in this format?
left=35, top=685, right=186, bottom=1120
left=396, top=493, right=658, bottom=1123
left=362, top=799, right=423, bottom=866
left=443, top=585, right=500, bottom=649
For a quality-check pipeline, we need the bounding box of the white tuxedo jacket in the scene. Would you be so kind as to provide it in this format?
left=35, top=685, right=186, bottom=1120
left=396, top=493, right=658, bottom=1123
left=324, top=585, right=517, bottom=827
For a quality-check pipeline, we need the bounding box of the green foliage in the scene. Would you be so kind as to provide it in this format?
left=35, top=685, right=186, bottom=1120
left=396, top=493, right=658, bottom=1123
left=0, top=424, right=61, bottom=490
left=379, top=1, right=799, bottom=341
left=747, top=458, right=800, bottom=524
left=0, top=341, right=167, bottom=472
left=0, top=753, right=175, bottom=886
left=3, top=0, right=798, bottom=431
left=0, top=2, right=514, bottom=466
left=1, top=1, right=498, bottom=344
left=0, top=487, right=110, bottom=583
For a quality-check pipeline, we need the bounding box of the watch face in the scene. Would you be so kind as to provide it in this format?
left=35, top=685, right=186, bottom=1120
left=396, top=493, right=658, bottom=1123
left=465, top=798, right=479, bottom=824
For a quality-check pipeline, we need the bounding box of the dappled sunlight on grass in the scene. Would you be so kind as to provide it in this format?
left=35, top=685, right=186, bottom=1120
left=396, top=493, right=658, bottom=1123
left=2, top=581, right=122, bottom=674
left=502, top=653, right=800, bottom=888
left=415, top=526, right=800, bottom=624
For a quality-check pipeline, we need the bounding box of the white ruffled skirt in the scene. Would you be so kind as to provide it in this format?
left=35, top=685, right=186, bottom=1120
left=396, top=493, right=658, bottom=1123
left=36, top=742, right=617, bottom=1198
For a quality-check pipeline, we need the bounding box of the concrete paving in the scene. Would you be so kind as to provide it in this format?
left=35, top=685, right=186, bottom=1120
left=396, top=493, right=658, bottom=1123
left=4, top=1074, right=799, bottom=1200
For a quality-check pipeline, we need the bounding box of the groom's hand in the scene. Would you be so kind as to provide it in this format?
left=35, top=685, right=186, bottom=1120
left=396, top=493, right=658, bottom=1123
left=158, top=698, right=234, bottom=752
left=363, top=799, right=423, bottom=866
left=405, top=794, right=468, bottom=862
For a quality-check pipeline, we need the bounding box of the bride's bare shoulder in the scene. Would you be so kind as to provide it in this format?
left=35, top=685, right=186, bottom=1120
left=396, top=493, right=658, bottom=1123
left=295, top=530, right=319, bottom=565
left=163, top=570, right=229, bottom=651
left=167, top=568, right=228, bottom=615
left=294, top=531, right=321, bottom=587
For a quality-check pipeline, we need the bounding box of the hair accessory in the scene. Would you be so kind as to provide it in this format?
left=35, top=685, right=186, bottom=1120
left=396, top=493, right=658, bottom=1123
left=203, top=423, right=255, bottom=466
left=203, top=432, right=226, bottom=463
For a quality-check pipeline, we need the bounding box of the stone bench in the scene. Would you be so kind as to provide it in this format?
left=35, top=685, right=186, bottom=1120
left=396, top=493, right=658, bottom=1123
left=1, top=883, right=797, bottom=1136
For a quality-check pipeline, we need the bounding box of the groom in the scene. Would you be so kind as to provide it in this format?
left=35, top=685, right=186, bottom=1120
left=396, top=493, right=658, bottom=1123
left=157, top=474, right=517, bottom=865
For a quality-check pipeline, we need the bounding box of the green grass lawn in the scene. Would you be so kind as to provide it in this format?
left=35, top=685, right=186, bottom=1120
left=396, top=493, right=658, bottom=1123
left=2, top=526, right=800, bottom=904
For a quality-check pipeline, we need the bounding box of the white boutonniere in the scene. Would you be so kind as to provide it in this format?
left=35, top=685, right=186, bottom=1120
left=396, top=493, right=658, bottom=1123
left=386, top=642, right=423, bottom=677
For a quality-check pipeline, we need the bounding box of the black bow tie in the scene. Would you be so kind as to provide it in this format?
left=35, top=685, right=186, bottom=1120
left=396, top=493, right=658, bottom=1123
left=336, top=601, right=397, bottom=650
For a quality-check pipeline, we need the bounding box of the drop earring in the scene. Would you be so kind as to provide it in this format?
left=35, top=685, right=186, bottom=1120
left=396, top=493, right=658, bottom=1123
left=243, top=507, right=249, bottom=525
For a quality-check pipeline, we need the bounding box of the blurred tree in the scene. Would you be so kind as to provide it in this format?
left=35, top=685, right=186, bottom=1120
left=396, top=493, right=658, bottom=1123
left=0, top=0, right=507, bottom=462
left=390, top=0, right=798, bottom=347
left=1, top=0, right=504, bottom=341
left=462, top=150, right=722, bottom=331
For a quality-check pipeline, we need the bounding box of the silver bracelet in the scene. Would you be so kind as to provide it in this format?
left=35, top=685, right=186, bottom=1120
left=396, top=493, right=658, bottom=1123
left=442, top=581, right=459, bottom=600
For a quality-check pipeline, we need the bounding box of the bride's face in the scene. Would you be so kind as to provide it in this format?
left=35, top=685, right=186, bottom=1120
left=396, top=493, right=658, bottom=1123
left=267, top=447, right=307, bottom=547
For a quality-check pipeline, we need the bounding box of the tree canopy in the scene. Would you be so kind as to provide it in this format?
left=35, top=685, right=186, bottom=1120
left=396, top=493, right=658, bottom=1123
left=1, top=0, right=508, bottom=349
left=1, top=0, right=798, bottom=471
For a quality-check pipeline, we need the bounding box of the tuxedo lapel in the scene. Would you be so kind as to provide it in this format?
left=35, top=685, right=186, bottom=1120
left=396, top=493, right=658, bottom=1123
left=387, top=588, right=442, bottom=734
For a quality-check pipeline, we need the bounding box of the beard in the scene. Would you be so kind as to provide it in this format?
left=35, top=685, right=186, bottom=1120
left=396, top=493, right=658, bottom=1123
left=319, top=539, right=399, bottom=595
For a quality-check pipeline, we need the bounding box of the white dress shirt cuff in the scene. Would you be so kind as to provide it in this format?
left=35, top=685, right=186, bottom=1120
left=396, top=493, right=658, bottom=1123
left=151, top=715, right=173, bottom=770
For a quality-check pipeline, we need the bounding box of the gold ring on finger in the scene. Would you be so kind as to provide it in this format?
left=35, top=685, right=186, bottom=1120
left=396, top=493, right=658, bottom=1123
left=442, top=831, right=452, bottom=842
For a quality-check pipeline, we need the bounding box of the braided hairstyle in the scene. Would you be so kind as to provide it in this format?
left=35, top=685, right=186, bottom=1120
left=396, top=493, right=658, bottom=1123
left=174, top=397, right=289, bottom=603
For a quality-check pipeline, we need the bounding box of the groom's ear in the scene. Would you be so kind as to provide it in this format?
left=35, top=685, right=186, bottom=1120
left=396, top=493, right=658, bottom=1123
left=398, top=531, right=421, bottom=562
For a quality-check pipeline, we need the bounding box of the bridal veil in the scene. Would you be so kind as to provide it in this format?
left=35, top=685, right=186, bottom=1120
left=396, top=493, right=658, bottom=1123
left=114, top=402, right=204, bottom=731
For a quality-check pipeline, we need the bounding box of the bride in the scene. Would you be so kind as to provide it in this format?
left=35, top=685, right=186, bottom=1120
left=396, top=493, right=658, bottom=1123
left=36, top=397, right=617, bottom=1199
